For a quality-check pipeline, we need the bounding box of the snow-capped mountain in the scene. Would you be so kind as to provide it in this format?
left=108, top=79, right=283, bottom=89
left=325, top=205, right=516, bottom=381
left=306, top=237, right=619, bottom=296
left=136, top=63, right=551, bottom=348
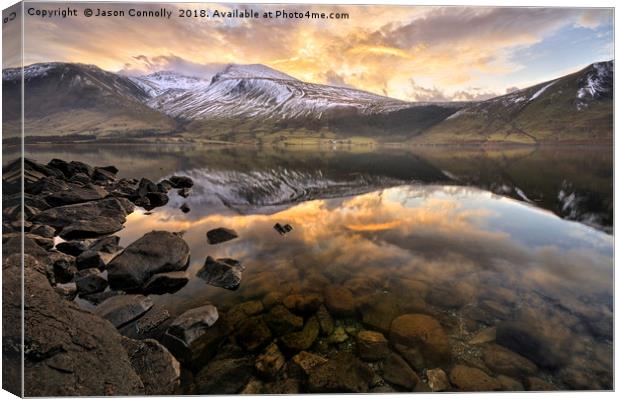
left=135, top=63, right=448, bottom=123
left=2, top=60, right=613, bottom=143
left=417, top=60, right=613, bottom=144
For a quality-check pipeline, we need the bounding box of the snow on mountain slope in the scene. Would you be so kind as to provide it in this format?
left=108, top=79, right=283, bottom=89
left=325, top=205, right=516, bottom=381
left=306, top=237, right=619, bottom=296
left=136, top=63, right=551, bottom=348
left=129, top=71, right=211, bottom=97
left=139, top=63, right=446, bottom=122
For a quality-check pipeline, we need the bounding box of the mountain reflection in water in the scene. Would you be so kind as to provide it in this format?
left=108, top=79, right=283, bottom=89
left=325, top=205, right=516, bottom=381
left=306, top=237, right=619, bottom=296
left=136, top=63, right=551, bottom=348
left=23, top=143, right=613, bottom=390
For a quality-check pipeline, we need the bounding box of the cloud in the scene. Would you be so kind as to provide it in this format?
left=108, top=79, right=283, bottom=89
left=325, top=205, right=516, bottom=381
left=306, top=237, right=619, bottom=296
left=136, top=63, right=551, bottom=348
left=16, top=4, right=613, bottom=101
left=118, top=54, right=226, bottom=79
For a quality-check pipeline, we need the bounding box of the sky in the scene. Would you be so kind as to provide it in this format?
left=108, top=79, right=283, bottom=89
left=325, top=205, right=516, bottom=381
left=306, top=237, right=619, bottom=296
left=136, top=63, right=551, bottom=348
left=5, top=3, right=614, bottom=101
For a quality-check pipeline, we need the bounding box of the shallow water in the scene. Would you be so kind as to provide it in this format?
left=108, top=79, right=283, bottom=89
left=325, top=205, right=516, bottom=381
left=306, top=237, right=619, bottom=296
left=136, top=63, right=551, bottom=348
left=25, top=143, right=613, bottom=390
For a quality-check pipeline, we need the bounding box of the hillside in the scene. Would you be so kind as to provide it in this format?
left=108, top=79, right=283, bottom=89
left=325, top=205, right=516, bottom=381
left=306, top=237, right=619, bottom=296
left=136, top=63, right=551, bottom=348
left=415, top=61, right=613, bottom=144
left=2, top=63, right=176, bottom=140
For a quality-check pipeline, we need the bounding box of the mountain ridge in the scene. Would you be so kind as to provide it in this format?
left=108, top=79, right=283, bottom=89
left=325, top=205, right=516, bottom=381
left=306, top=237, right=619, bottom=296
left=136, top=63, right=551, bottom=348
left=2, top=60, right=613, bottom=144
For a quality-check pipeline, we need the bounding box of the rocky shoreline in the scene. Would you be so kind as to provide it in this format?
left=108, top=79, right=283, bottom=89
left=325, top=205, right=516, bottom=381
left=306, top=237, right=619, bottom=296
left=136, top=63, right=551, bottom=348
left=2, top=157, right=611, bottom=394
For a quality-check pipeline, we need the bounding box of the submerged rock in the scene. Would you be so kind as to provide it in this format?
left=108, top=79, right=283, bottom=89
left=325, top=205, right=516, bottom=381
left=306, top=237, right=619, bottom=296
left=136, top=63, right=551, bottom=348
left=122, top=337, right=181, bottom=395
left=292, top=351, right=328, bottom=375
left=264, top=304, right=303, bottom=336
left=235, top=316, right=272, bottom=351
left=316, top=304, right=335, bottom=336
left=283, top=293, right=322, bottom=315
left=75, top=268, right=108, bottom=295
left=356, top=330, right=389, bottom=361
left=107, top=231, right=190, bottom=291
left=94, top=295, right=154, bottom=328
left=383, top=352, right=420, bottom=390
left=255, top=342, right=285, bottom=378
left=449, top=365, right=501, bottom=391
left=162, top=304, right=221, bottom=363
left=389, top=314, right=451, bottom=367
left=280, top=316, right=320, bottom=352
left=143, top=271, right=189, bottom=295
left=180, top=203, right=190, bottom=213
left=169, top=176, right=194, bottom=189
left=483, top=344, right=538, bottom=378
left=32, top=197, right=132, bottom=239
left=195, top=357, right=253, bottom=394
left=307, top=352, right=374, bottom=393
left=324, top=285, right=356, bottom=316
left=206, top=227, right=238, bottom=245
left=197, top=256, right=244, bottom=290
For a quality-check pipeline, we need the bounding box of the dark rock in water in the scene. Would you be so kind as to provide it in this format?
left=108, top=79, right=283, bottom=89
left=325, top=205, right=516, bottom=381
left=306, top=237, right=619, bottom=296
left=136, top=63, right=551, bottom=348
left=324, top=285, right=357, bottom=316
left=264, top=304, right=303, bottom=336
left=143, top=271, right=189, bottom=295
left=75, top=268, right=108, bottom=295
left=197, top=256, right=244, bottom=290
left=273, top=223, right=287, bottom=235
left=76, top=235, right=122, bottom=270
left=280, top=316, right=319, bottom=352
left=92, top=167, right=117, bottom=182
left=206, top=227, right=238, bottom=245
left=235, top=316, right=272, bottom=351
left=226, top=300, right=264, bottom=329
left=99, top=165, right=119, bottom=175
left=357, top=330, right=389, bottom=361
left=56, top=240, right=92, bottom=256
left=2, top=233, right=54, bottom=251
left=45, top=184, right=108, bottom=207
left=389, top=314, right=451, bottom=368
left=180, top=203, right=190, bottom=213
left=54, top=282, right=78, bottom=300
left=307, top=352, right=374, bottom=393
left=495, top=321, right=567, bottom=369
left=134, top=197, right=150, bottom=208
left=449, top=365, right=501, bottom=391
left=53, top=258, right=78, bottom=283
left=195, top=357, right=253, bottom=394
left=134, top=178, right=159, bottom=198
left=121, top=337, right=181, bottom=395
left=144, top=192, right=169, bottom=210
left=107, top=231, right=190, bottom=291
left=169, top=175, right=194, bottom=189
left=162, top=304, right=220, bottom=362
left=283, top=293, right=322, bottom=315
left=29, top=224, right=56, bottom=238
left=12, top=254, right=144, bottom=396
left=79, top=290, right=122, bottom=306
left=178, top=187, right=192, bottom=198
left=383, top=352, right=420, bottom=390
left=32, top=197, right=131, bottom=239
left=316, top=304, right=335, bottom=336
left=483, top=344, right=538, bottom=378
left=157, top=179, right=173, bottom=192
left=94, top=295, right=154, bottom=328
left=69, top=172, right=92, bottom=186
left=255, top=342, right=286, bottom=378
left=47, top=159, right=94, bottom=178
left=135, top=306, right=171, bottom=337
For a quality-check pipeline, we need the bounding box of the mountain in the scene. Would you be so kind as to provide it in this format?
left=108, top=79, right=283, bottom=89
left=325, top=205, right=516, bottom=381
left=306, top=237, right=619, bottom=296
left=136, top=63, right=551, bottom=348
left=2, top=63, right=176, bottom=140
left=1, top=60, right=613, bottom=144
left=133, top=63, right=461, bottom=140
left=415, top=61, right=613, bottom=144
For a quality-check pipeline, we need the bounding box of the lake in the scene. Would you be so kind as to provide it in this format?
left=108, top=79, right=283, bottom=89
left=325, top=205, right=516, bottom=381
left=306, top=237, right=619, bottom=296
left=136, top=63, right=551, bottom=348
left=24, top=143, right=613, bottom=391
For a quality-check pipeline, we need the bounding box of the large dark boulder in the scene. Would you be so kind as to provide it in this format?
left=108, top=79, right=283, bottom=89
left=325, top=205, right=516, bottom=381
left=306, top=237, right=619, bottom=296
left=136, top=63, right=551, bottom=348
left=197, top=256, right=244, bottom=290
left=31, top=197, right=132, bottom=239
left=44, top=184, right=108, bottom=207
left=94, top=295, right=154, bottom=328
left=107, top=231, right=190, bottom=291
left=169, top=175, right=194, bottom=189
left=121, top=337, right=181, bottom=395
left=14, top=254, right=145, bottom=395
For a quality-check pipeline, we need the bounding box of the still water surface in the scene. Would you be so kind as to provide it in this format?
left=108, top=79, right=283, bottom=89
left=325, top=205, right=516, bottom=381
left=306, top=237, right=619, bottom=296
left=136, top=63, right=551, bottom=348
left=25, top=144, right=613, bottom=390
